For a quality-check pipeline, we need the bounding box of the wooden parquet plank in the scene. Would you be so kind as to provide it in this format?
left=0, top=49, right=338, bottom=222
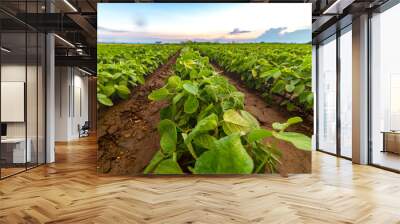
left=0, top=135, right=399, bottom=223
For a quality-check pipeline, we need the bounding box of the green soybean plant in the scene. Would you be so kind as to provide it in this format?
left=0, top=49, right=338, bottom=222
left=97, top=44, right=180, bottom=106
left=144, top=47, right=311, bottom=174
left=195, top=44, right=313, bottom=114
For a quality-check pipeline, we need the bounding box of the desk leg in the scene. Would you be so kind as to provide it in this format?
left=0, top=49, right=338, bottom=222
left=382, top=133, right=386, bottom=153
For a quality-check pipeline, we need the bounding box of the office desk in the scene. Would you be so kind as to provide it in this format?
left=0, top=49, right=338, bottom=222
left=382, top=131, right=400, bottom=154
left=1, top=138, right=31, bottom=164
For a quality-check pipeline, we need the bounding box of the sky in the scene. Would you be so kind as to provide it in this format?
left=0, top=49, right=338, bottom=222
left=97, top=3, right=311, bottom=44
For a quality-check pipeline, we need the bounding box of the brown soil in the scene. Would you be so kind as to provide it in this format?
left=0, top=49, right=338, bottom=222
left=211, top=63, right=312, bottom=175
left=97, top=52, right=180, bottom=175
left=97, top=51, right=311, bottom=175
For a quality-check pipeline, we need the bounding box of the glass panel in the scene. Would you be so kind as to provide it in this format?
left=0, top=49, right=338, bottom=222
left=27, top=31, right=38, bottom=169
left=339, top=27, right=352, bottom=158
left=38, top=32, right=45, bottom=165
left=0, top=1, right=46, bottom=179
left=26, top=0, right=39, bottom=169
left=318, top=35, right=337, bottom=154
left=1, top=31, right=27, bottom=177
left=371, top=4, right=400, bottom=171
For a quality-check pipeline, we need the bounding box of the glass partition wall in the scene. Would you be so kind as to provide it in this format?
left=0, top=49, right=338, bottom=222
left=0, top=4, right=46, bottom=179
left=316, top=26, right=353, bottom=159
left=317, top=35, right=337, bottom=155
left=339, top=26, right=352, bottom=159
left=370, top=3, right=400, bottom=172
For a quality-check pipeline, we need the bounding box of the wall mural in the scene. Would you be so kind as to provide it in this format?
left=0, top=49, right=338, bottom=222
left=97, top=3, right=313, bottom=175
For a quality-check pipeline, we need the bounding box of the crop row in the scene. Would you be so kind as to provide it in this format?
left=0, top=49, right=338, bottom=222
left=195, top=44, right=313, bottom=115
left=144, top=47, right=311, bottom=174
left=97, top=44, right=180, bottom=106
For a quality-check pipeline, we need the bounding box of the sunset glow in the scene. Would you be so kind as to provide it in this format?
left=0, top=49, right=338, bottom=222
left=98, top=3, right=311, bottom=43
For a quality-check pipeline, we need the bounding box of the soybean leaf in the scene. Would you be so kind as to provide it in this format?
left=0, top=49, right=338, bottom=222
left=154, top=159, right=183, bottom=174
left=185, top=113, right=218, bottom=144
left=193, top=134, right=218, bottom=150
left=197, top=103, right=214, bottom=122
left=136, top=74, right=145, bottom=85
left=285, top=84, right=295, bottom=92
left=240, top=110, right=260, bottom=128
left=115, top=84, right=130, bottom=99
left=172, top=92, right=185, bottom=105
left=148, top=87, right=170, bottom=101
left=158, top=119, right=177, bottom=154
left=306, top=93, right=314, bottom=105
left=287, top=117, right=303, bottom=126
left=286, top=103, right=296, bottom=111
left=194, top=134, right=254, bottom=174
left=102, top=85, right=115, bottom=97
left=273, top=116, right=303, bottom=132
left=251, top=69, right=257, bottom=77
left=222, top=109, right=251, bottom=135
left=189, top=69, right=198, bottom=79
left=271, top=80, right=285, bottom=94
left=183, top=83, right=198, bottom=95
left=184, top=95, right=199, bottom=114
left=272, top=122, right=287, bottom=131
left=293, top=84, right=305, bottom=96
left=143, top=150, right=165, bottom=174
left=168, top=75, right=181, bottom=88
left=97, top=93, right=113, bottom=106
left=273, top=132, right=311, bottom=151
left=247, top=128, right=272, bottom=143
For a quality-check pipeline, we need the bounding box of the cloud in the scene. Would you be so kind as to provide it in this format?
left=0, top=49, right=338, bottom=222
left=98, top=27, right=311, bottom=44
left=255, top=27, right=311, bottom=43
left=98, top=26, right=129, bottom=33
left=229, top=28, right=251, bottom=35
left=134, top=17, right=147, bottom=28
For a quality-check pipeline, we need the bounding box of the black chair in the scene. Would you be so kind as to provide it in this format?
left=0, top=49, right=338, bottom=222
left=79, top=121, right=90, bottom=138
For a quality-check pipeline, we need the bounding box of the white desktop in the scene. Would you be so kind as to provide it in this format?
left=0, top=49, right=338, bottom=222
left=0, top=81, right=31, bottom=164
left=1, top=124, right=32, bottom=164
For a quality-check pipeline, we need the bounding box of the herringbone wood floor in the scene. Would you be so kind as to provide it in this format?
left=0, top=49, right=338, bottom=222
left=0, top=136, right=399, bottom=224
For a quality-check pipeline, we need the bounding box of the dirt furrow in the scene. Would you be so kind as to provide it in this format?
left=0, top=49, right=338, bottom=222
left=211, top=62, right=311, bottom=175
left=97, top=51, right=180, bottom=175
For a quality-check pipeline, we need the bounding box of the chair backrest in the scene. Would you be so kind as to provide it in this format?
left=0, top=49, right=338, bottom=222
left=82, top=121, right=90, bottom=129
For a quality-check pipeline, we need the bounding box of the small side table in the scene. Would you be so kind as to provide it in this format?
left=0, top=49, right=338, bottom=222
left=381, top=131, right=400, bottom=155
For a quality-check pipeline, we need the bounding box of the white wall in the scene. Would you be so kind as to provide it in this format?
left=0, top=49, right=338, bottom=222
left=1, top=65, right=38, bottom=138
left=54, top=67, right=89, bottom=141
left=55, top=66, right=70, bottom=141
left=1, top=65, right=26, bottom=142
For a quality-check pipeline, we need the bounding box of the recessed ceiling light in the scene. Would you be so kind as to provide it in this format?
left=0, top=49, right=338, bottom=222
left=1, top=47, right=11, bottom=53
left=54, top=34, right=75, bottom=48
left=63, top=0, right=78, bottom=12
left=323, top=0, right=354, bottom=15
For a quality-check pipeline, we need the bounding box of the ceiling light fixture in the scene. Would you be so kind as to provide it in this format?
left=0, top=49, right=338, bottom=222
left=63, top=0, right=78, bottom=12
left=1, top=47, right=11, bottom=53
left=54, top=34, right=75, bottom=48
left=323, top=0, right=354, bottom=15
left=78, top=67, right=92, bottom=76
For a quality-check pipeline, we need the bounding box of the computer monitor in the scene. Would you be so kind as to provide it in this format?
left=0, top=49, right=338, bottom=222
left=1, top=123, right=7, bottom=137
